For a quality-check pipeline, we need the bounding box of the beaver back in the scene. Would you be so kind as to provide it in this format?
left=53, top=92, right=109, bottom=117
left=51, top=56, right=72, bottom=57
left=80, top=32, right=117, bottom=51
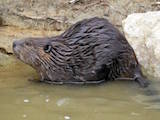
left=48, top=17, right=138, bottom=82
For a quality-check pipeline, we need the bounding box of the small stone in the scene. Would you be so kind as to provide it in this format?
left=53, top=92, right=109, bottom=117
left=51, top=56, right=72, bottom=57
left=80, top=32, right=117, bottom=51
left=24, top=99, right=29, bottom=103
left=45, top=98, right=50, bottom=103
left=64, top=116, right=70, bottom=120
left=22, top=114, right=27, bottom=118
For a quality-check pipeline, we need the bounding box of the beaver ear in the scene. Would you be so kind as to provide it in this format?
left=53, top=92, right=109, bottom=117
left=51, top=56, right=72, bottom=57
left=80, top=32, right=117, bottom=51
left=43, top=44, right=52, bottom=53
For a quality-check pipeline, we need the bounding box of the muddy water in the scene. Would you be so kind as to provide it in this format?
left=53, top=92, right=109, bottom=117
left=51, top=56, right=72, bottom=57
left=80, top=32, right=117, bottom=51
left=0, top=57, right=160, bottom=120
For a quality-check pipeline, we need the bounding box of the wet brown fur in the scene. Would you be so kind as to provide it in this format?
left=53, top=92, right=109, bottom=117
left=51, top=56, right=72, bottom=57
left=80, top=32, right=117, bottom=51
left=13, top=17, right=149, bottom=87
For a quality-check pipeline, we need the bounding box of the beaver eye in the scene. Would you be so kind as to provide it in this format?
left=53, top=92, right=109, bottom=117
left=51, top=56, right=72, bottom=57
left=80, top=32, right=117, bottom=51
left=44, top=44, right=52, bottom=53
left=25, top=41, right=32, bottom=46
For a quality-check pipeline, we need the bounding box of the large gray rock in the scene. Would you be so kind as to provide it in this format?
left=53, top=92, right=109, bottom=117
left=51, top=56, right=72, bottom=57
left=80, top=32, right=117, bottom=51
left=122, top=11, right=160, bottom=80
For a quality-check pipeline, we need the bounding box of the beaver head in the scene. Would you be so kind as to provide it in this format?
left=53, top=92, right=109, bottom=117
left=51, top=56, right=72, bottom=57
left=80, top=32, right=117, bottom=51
left=13, top=37, right=73, bottom=81
left=13, top=37, right=55, bottom=80
left=13, top=37, right=52, bottom=67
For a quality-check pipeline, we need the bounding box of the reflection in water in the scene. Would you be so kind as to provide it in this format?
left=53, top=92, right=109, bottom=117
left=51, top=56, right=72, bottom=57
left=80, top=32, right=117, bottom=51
left=0, top=57, right=160, bottom=120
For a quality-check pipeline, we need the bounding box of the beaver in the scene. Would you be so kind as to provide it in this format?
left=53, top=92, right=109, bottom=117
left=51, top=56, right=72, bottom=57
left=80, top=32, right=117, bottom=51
left=13, top=17, right=149, bottom=87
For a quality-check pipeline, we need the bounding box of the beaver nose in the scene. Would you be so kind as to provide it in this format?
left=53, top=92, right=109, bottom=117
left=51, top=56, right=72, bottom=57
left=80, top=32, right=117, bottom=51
left=13, top=40, right=22, bottom=48
left=13, top=41, right=17, bottom=48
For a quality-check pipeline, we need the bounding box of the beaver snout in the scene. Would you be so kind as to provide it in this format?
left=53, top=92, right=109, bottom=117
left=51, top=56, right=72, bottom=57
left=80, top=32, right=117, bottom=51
left=13, top=41, right=17, bottom=48
left=13, top=40, right=22, bottom=49
left=13, top=40, right=19, bottom=53
left=13, top=40, right=24, bottom=48
left=12, top=40, right=24, bottom=57
left=13, top=40, right=19, bottom=52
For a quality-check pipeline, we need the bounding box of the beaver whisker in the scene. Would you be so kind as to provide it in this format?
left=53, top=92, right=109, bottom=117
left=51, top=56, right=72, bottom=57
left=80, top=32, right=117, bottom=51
left=35, top=54, right=50, bottom=69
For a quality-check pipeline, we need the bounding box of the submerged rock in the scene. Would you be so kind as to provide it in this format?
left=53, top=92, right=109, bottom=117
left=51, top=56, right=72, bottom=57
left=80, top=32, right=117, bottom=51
left=122, top=11, right=160, bottom=80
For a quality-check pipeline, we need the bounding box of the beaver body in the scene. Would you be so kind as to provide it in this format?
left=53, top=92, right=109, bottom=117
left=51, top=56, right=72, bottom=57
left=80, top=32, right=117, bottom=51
left=13, top=17, right=148, bottom=87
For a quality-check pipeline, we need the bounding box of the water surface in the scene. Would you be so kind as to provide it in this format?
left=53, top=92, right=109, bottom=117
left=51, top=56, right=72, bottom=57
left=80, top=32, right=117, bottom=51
left=0, top=57, right=160, bottom=120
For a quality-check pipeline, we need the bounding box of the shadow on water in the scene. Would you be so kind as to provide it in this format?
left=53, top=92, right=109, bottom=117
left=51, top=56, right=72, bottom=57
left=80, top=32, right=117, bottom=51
left=0, top=57, right=160, bottom=120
